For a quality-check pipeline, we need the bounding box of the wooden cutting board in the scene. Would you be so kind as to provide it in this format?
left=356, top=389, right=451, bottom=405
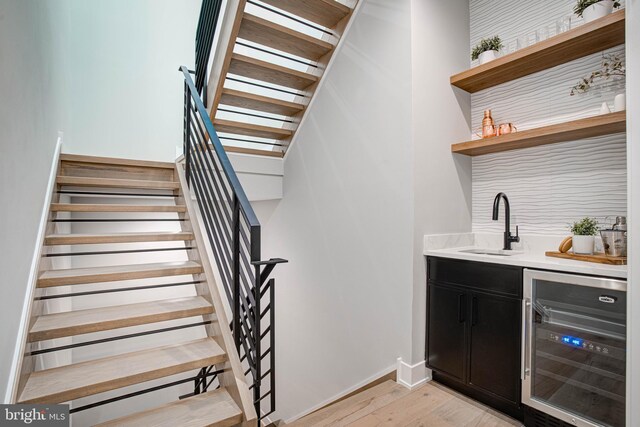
left=545, top=251, right=627, bottom=265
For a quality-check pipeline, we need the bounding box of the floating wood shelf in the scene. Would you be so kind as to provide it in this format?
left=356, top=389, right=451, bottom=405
left=451, top=10, right=625, bottom=93
left=451, top=112, right=626, bottom=156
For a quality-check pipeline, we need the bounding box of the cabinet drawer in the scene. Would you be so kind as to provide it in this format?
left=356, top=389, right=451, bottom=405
left=427, top=256, right=522, bottom=298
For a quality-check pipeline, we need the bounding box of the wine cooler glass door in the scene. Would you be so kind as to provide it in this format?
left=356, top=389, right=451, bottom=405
left=522, top=269, right=626, bottom=427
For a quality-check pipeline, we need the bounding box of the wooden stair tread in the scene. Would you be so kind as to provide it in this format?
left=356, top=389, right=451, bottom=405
left=259, top=0, right=351, bottom=28
left=60, top=154, right=175, bottom=170
left=18, top=338, right=226, bottom=404
left=228, top=53, right=318, bottom=90
left=44, top=231, right=194, bottom=245
left=37, top=261, right=203, bottom=288
left=57, top=176, right=180, bottom=190
left=223, top=146, right=284, bottom=158
left=220, top=88, right=304, bottom=116
left=238, top=13, right=333, bottom=61
left=214, top=118, right=292, bottom=140
left=29, top=297, right=213, bottom=342
left=50, top=203, right=186, bottom=212
left=95, top=388, right=243, bottom=427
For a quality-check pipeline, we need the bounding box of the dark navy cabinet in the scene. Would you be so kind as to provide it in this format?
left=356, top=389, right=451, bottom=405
left=426, top=256, right=523, bottom=420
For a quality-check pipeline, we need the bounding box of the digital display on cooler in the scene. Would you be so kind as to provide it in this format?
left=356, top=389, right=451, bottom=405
left=562, top=335, right=583, bottom=347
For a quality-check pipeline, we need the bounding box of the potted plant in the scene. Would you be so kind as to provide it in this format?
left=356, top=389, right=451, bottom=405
left=570, top=53, right=625, bottom=112
left=471, top=36, right=503, bottom=65
left=574, top=0, right=621, bottom=23
left=570, top=217, right=599, bottom=255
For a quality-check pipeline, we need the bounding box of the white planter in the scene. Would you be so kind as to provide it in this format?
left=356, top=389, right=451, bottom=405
left=573, top=235, right=595, bottom=255
left=479, top=50, right=497, bottom=65
left=614, top=93, right=626, bottom=111
left=582, top=0, right=615, bottom=23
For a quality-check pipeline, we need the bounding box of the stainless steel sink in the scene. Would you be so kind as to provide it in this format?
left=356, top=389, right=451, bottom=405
left=459, top=248, right=523, bottom=256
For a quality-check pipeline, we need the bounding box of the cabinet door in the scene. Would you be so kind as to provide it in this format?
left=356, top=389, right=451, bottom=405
left=426, top=282, right=467, bottom=381
left=468, top=292, right=521, bottom=404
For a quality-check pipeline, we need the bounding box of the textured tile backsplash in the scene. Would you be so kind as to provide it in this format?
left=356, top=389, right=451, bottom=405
left=469, top=0, right=627, bottom=235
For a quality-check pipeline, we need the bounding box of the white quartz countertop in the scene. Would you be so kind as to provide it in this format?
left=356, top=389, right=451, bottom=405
left=424, top=233, right=627, bottom=279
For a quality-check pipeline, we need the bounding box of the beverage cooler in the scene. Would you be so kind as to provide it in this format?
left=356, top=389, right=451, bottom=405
left=522, top=269, right=626, bottom=427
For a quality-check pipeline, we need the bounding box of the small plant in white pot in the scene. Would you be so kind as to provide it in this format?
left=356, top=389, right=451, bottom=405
left=570, top=217, right=599, bottom=255
left=574, top=0, right=621, bottom=23
left=472, top=36, right=503, bottom=65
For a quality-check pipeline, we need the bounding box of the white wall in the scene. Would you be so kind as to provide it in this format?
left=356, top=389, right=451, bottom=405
left=409, top=0, right=472, bottom=364
left=51, top=0, right=200, bottom=162
left=0, top=0, right=62, bottom=401
left=255, top=0, right=414, bottom=421
left=626, top=1, right=639, bottom=425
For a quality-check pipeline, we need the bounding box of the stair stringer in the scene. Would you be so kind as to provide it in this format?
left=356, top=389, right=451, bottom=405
left=7, top=140, right=64, bottom=403
left=175, top=159, right=258, bottom=425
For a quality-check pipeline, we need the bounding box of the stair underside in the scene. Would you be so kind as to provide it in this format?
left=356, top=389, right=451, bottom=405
left=37, top=261, right=203, bottom=287
left=29, top=296, right=213, bottom=342
left=214, top=119, right=292, bottom=140
left=44, top=231, right=194, bottom=245
left=260, top=0, right=351, bottom=28
left=18, top=338, right=226, bottom=404
left=95, top=388, right=243, bottom=427
left=220, top=88, right=304, bottom=116
left=50, top=203, right=186, bottom=212
left=228, top=53, right=318, bottom=90
left=238, top=13, right=333, bottom=61
left=222, top=146, right=284, bottom=158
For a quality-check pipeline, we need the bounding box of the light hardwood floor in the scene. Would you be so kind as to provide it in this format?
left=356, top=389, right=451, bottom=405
left=288, top=380, right=523, bottom=427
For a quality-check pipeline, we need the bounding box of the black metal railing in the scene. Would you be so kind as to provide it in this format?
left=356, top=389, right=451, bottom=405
left=180, top=65, right=286, bottom=421
left=195, top=0, right=223, bottom=103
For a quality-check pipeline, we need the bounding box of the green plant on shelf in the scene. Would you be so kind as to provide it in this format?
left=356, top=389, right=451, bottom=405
left=574, top=0, right=621, bottom=18
left=570, top=53, right=625, bottom=95
left=570, top=217, right=599, bottom=236
left=471, top=36, right=503, bottom=61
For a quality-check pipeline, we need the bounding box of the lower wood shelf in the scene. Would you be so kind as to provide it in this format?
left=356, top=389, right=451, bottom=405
left=451, top=111, right=626, bottom=156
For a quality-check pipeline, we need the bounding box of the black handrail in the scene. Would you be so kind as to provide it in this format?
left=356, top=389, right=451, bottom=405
left=181, top=65, right=260, bottom=240
left=180, top=64, right=287, bottom=421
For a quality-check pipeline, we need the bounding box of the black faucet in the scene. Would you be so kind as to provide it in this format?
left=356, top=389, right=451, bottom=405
left=492, top=192, right=520, bottom=250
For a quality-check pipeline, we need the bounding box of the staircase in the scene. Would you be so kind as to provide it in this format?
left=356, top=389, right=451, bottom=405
left=204, top=0, right=357, bottom=157
left=13, top=154, right=256, bottom=426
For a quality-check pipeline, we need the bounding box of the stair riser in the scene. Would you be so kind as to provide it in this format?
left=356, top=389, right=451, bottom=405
left=50, top=204, right=186, bottom=213
left=37, top=266, right=204, bottom=288
left=44, top=234, right=194, bottom=245
left=19, top=354, right=227, bottom=404
left=60, top=162, right=175, bottom=183
left=57, top=176, right=180, bottom=190
left=28, top=307, right=214, bottom=342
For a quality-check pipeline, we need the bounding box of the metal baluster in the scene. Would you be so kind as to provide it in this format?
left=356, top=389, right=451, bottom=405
left=232, top=196, right=241, bottom=349
left=254, top=264, right=262, bottom=418
left=269, top=278, right=276, bottom=415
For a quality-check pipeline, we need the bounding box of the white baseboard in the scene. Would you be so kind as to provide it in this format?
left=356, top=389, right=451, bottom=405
left=396, top=357, right=432, bottom=390
left=283, top=363, right=397, bottom=424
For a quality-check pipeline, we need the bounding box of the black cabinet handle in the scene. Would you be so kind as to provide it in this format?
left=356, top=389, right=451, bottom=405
left=471, top=296, right=478, bottom=326
left=458, top=294, right=465, bottom=323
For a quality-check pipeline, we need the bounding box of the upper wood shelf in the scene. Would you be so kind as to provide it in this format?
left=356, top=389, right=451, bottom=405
left=451, top=9, right=625, bottom=93
left=451, top=111, right=626, bottom=156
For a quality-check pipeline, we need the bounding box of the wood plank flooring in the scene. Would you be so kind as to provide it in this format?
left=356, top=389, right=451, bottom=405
left=288, top=381, right=522, bottom=427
